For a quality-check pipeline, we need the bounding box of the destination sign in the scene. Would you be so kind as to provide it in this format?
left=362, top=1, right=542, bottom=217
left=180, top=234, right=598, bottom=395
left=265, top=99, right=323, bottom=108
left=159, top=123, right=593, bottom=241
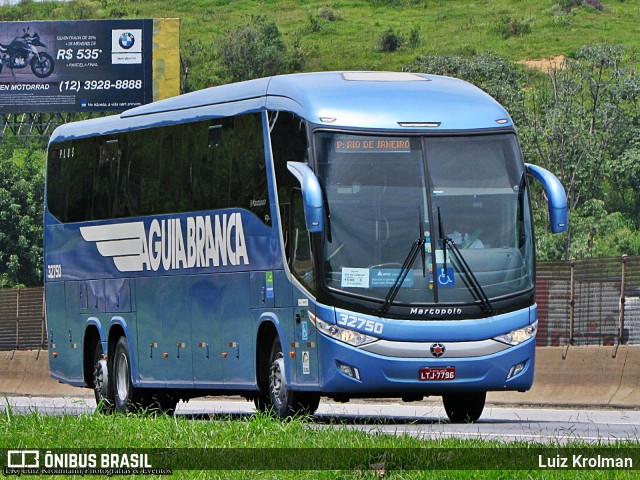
left=333, top=136, right=411, bottom=153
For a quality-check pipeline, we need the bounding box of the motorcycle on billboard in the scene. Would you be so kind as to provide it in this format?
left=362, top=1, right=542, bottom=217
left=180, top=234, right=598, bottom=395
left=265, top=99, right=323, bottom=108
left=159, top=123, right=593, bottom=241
left=0, top=29, right=54, bottom=78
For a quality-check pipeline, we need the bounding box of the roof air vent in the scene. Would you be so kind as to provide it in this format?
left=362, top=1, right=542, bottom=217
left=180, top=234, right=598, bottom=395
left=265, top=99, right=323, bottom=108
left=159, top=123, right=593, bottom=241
left=398, top=122, right=441, bottom=128
left=342, top=72, right=430, bottom=82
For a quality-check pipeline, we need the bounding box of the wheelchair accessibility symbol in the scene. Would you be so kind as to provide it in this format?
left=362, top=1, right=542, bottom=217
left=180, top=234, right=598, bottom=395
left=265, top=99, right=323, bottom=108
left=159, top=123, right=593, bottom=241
left=437, top=267, right=455, bottom=287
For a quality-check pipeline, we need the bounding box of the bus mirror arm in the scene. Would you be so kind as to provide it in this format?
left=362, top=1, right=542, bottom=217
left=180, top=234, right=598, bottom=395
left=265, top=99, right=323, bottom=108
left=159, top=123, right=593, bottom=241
left=525, top=163, right=568, bottom=234
left=287, top=161, right=324, bottom=233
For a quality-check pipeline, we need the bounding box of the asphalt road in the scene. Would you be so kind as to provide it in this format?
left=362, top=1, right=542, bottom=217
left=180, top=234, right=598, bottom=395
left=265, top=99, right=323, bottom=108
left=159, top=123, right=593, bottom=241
left=2, top=396, right=639, bottom=445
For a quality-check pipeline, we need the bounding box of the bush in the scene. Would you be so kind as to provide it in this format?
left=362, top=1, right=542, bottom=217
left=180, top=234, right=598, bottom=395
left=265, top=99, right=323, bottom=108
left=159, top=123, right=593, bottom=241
left=368, top=0, right=424, bottom=6
left=559, top=0, right=604, bottom=13
left=108, top=8, right=127, bottom=18
left=218, top=15, right=305, bottom=82
left=378, top=28, right=404, bottom=52
left=408, top=27, right=420, bottom=49
left=306, top=14, right=323, bottom=33
left=494, top=17, right=532, bottom=39
left=318, top=7, right=338, bottom=21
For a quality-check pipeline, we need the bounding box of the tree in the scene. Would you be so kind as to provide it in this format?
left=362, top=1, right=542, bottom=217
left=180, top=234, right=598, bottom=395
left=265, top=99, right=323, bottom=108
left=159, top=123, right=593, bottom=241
left=521, top=44, right=639, bottom=259
left=405, top=45, right=640, bottom=260
left=0, top=138, right=44, bottom=287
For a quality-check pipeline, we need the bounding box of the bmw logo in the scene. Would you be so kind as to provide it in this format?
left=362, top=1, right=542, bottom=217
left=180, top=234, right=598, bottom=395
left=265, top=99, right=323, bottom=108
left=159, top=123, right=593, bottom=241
left=119, top=32, right=136, bottom=49
left=430, top=343, right=446, bottom=357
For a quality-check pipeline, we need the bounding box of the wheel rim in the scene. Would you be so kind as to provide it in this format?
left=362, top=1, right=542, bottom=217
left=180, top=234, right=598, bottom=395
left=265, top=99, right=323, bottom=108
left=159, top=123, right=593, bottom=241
left=269, top=352, right=287, bottom=407
left=32, top=55, right=52, bottom=76
left=115, top=352, right=129, bottom=403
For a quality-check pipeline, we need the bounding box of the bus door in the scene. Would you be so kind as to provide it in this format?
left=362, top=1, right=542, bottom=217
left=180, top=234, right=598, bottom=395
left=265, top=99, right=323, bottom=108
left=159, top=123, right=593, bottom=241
left=289, top=187, right=319, bottom=386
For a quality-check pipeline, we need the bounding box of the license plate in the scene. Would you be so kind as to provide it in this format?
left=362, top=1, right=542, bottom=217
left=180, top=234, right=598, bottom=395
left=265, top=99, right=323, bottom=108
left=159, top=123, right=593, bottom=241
left=419, top=366, right=456, bottom=381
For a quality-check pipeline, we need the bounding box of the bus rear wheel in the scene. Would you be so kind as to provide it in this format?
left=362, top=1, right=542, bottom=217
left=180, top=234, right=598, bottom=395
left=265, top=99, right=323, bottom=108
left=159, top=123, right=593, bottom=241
left=92, top=341, right=114, bottom=413
left=267, top=338, right=320, bottom=419
left=113, top=336, right=143, bottom=413
left=442, top=391, right=486, bottom=423
left=253, top=394, right=270, bottom=413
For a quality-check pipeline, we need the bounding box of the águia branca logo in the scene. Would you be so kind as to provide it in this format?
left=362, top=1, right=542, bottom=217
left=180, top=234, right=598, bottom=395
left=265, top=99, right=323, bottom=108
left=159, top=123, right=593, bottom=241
left=80, top=213, right=249, bottom=273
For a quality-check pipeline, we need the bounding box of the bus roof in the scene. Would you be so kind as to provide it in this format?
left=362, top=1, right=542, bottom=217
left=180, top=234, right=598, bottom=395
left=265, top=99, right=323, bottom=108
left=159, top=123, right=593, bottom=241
left=49, top=71, right=513, bottom=144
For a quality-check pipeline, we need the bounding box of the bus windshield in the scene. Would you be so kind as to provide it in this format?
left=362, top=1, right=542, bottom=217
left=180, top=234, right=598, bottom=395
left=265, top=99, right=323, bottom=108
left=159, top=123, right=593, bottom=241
left=316, top=132, right=533, bottom=311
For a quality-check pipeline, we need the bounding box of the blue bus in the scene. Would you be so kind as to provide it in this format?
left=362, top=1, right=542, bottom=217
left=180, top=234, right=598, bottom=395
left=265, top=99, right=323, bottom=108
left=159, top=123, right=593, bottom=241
left=45, top=71, right=567, bottom=421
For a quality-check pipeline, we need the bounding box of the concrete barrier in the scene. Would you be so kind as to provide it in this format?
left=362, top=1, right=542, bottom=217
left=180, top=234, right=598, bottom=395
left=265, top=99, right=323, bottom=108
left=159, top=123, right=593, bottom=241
left=609, top=346, right=640, bottom=407
left=2, top=347, right=639, bottom=407
left=0, top=350, right=90, bottom=397
left=488, top=346, right=640, bottom=408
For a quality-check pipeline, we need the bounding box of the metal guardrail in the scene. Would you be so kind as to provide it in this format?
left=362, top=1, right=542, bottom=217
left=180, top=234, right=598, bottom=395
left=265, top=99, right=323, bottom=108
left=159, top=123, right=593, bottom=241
left=1, top=256, right=639, bottom=351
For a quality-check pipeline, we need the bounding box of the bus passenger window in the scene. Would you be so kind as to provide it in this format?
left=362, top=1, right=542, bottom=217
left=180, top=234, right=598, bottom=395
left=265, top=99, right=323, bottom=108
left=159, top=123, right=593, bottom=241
left=92, top=139, right=121, bottom=220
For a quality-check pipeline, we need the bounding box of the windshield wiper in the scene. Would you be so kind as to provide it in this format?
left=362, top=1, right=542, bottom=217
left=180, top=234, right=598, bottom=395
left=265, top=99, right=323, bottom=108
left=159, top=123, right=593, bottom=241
left=378, top=208, right=426, bottom=315
left=437, top=207, right=496, bottom=315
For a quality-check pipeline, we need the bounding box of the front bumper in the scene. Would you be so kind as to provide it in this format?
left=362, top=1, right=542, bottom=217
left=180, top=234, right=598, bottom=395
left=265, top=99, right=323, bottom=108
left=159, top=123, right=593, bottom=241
left=315, top=332, right=535, bottom=396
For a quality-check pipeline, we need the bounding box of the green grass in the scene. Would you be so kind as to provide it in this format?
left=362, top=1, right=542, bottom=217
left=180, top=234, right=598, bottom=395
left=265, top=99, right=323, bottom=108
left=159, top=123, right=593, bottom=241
left=2, top=407, right=639, bottom=478
left=1, top=0, right=638, bottom=90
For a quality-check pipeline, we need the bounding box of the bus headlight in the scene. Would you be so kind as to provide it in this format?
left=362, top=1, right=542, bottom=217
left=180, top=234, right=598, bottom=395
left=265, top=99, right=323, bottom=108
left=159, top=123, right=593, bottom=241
left=313, top=316, right=378, bottom=347
left=493, top=321, right=537, bottom=346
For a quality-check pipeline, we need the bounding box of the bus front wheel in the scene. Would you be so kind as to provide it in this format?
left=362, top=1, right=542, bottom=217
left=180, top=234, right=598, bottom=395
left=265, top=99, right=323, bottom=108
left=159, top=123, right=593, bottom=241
left=268, top=338, right=320, bottom=419
left=113, top=336, right=143, bottom=413
left=442, top=391, right=486, bottom=423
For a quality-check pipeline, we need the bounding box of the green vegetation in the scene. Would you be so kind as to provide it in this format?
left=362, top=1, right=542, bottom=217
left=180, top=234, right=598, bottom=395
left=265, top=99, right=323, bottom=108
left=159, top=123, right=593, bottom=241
left=404, top=44, right=640, bottom=261
left=1, top=408, right=639, bottom=478
left=0, top=138, right=44, bottom=288
left=1, top=0, right=639, bottom=285
left=217, top=15, right=305, bottom=83
left=1, top=0, right=638, bottom=82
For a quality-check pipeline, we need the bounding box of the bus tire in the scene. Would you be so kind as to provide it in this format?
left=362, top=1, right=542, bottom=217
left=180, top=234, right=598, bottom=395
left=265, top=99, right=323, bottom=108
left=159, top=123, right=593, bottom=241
left=299, top=391, right=321, bottom=414
left=268, top=338, right=320, bottom=419
left=143, top=390, right=178, bottom=416
left=113, top=336, right=142, bottom=413
left=442, top=391, right=486, bottom=423
left=92, top=341, right=114, bottom=414
left=253, top=394, right=270, bottom=413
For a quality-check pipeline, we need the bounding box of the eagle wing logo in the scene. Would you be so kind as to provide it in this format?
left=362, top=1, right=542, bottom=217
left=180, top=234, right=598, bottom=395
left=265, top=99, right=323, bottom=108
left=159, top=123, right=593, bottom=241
left=80, top=222, right=147, bottom=272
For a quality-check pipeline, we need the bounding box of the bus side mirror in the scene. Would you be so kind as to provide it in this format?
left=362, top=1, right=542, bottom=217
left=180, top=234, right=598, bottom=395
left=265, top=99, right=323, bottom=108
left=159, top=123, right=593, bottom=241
left=526, top=163, right=568, bottom=234
left=286, top=161, right=324, bottom=233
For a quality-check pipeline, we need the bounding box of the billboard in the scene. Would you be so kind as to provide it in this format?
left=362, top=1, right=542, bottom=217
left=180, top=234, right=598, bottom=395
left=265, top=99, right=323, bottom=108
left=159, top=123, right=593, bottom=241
left=0, top=19, right=180, bottom=113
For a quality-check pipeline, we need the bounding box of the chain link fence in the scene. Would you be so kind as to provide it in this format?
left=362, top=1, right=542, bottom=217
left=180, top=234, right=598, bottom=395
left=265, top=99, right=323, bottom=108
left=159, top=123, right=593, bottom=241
left=1, top=257, right=639, bottom=350
left=536, top=255, right=639, bottom=347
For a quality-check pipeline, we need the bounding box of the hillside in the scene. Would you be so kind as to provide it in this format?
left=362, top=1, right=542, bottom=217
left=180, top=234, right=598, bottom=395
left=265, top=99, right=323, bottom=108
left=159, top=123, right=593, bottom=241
left=0, top=0, right=637, bottom=89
